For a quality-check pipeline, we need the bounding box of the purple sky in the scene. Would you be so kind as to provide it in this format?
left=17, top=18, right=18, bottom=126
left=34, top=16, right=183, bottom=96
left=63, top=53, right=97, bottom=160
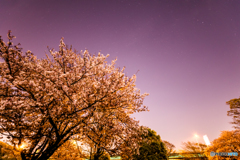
left=1, top=0, right=240, bottom=150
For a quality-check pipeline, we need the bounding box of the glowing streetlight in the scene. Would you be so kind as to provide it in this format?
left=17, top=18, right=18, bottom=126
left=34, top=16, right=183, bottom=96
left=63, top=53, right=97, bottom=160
left=194, top=133, right=201, bottom=151
left=194, top=134, right=199, bottom=143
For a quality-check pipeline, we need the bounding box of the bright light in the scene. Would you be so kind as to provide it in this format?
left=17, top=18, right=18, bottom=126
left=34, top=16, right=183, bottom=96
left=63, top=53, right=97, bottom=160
left=203, top=135, right=211, bottom=146
left=194, top=134, right=199, bottom=138
left=70, top=140, right=76, bottom=144
left=18, top=143, right=26, bottom=149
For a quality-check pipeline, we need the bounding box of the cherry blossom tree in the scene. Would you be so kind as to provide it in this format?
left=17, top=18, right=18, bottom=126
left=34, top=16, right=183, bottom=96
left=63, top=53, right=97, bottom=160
left=0, top=31, right=148, bottom=160
left=204, top=130, right=240, bottom=160
left=82, top=108, right=142, bottom=160
left=49, top=140, right=87, bottom=160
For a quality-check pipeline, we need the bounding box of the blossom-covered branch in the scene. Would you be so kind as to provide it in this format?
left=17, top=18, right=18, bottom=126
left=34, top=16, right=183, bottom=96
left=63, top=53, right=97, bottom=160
left=0, top=31, right=148, bottom=160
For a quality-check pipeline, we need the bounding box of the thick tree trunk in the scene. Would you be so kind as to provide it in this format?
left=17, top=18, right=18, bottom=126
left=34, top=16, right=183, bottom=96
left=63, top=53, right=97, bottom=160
left=21, top=150, right=28, bottom=160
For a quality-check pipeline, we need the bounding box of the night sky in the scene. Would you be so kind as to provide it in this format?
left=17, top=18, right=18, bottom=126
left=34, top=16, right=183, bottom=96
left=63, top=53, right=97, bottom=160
left=1, top=0, right=240, bottom=150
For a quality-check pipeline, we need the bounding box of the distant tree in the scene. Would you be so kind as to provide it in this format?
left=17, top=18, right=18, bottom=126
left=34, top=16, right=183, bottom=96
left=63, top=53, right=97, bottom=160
left=49, top=140, right=87, bottom=160
left=0, top=141, right=21, bottom=160
left=205, top=130, right=240, bottom=160
left=133, top=127, right=168, bottom=160
left=162, top=140, right=175, bottom=156
left=0, top=31, right=148, bottom=160
left=226, top=98, right=240, bottom=129
left=181, top=141, right=207, bottom=153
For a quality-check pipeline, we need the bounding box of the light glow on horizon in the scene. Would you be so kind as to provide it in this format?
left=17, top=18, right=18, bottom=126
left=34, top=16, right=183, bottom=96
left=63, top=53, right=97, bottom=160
left=203, top=135, right=211, bottom=146
left=194, top=134, right=199, bottom=138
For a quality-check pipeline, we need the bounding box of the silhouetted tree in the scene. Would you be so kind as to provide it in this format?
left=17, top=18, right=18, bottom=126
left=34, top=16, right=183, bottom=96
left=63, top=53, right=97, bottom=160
left=133, top=127, right=168, bottom=160
left=163, top=140, right=175, bottom=156
left=181, top=141, right=207, bottom=153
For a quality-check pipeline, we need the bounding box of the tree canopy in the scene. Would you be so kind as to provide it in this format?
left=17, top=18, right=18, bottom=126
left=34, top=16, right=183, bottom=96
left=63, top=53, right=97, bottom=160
left=205, top=130, right=240, bottom=160
left=226, top=98, right=240, bottom=129
left=133, top=127, right=168, bottom=160
left=0, top=31, right=148, bottom=160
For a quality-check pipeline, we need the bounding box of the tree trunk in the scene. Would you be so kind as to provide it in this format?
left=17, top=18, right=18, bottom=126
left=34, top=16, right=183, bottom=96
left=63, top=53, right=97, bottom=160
left=94, top=148, right=103, bottom=160
left=21, top=150, right=28, bottom=160
left=20, top=149, right=56, bottom=160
